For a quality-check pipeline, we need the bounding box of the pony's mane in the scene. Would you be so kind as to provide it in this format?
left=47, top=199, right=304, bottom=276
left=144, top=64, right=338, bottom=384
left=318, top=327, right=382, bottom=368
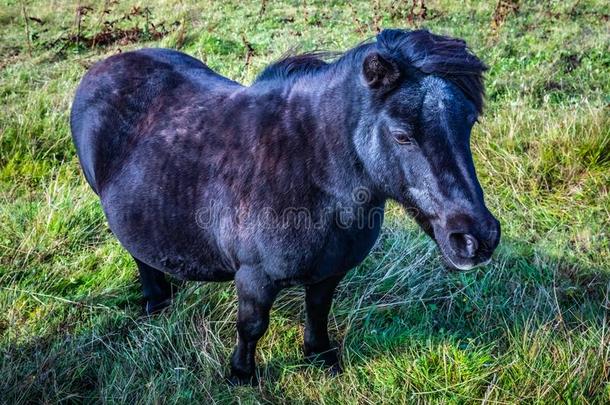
left=255, top=29, right=487, bottom=112
left=254, top=51, right=334, bottom=82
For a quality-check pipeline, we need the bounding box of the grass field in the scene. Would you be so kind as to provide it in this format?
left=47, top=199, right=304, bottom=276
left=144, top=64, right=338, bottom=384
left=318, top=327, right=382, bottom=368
left=1, top=0, right=609, bottom=403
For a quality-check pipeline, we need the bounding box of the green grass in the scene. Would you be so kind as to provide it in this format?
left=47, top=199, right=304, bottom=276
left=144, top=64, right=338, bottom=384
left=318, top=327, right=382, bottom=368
left=1, top=0, right=609, bottom=403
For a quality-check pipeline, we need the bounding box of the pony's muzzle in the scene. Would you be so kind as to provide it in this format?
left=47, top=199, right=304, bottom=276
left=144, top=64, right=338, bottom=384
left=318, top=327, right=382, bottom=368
left=438, top=214, right=501, bottom=270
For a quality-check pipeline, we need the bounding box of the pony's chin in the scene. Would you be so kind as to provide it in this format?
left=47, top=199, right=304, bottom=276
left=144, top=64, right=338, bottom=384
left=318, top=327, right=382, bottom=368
left=441, top=253, right=492, bottom=271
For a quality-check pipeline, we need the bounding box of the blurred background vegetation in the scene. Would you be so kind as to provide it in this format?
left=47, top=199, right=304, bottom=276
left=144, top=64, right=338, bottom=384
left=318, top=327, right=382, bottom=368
left=0, top=0, right=608, bottom=403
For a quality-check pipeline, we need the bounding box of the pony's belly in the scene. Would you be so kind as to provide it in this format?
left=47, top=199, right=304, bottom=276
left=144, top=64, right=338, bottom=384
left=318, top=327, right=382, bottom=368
left=100, top=188, right=235, bottom=281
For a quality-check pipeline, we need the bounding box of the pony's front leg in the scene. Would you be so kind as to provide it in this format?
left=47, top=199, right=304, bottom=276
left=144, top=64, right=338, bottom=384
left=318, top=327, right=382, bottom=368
left=304, top=274, right=344, bottom=374
left=229, top=266, right=279, bottom=385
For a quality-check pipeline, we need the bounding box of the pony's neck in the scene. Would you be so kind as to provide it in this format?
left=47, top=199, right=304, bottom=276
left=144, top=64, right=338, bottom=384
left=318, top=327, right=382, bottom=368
left=283, top=67, right=380, bottom=204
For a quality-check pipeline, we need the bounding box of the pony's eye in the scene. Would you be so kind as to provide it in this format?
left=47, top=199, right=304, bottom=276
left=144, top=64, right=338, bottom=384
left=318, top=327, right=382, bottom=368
left=393, top=131, right=414, bottom=146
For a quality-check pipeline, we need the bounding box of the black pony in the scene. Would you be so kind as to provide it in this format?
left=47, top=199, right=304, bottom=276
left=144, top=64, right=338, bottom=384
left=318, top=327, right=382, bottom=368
left=71, top=29, right=500, bottom=384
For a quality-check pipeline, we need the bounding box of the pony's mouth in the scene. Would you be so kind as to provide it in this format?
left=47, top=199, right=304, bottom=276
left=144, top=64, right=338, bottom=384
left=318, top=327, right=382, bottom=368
left=441, top=254, right=492, bottom=271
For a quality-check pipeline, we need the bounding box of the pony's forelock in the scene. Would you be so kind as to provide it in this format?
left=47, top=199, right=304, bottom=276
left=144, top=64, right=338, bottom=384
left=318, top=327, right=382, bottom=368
left=376, top=29, right=487, bottom=113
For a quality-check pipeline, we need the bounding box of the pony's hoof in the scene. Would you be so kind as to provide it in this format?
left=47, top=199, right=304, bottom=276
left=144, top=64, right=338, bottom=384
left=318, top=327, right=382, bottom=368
left=227, top=371, right=258, bottom=386
left=328, top=362, right=343, bottom=376
left=304, top=347, right=342, bottom=375
left=144, top=298, right=171, bottom=315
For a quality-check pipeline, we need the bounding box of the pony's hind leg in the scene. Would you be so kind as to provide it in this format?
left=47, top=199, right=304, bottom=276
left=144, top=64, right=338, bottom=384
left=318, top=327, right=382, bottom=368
left=133, top=256, right=173, bottom=315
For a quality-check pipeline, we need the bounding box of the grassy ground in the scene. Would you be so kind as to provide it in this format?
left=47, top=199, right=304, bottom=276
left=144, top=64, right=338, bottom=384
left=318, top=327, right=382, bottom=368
left=1, top=0, right=609, bottom=403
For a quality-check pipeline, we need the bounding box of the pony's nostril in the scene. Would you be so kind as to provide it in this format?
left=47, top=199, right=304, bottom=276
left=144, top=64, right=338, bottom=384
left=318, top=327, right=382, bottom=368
left=449, top=232, right=479, bottom=258
left=463, top=234, right=478, bottom=257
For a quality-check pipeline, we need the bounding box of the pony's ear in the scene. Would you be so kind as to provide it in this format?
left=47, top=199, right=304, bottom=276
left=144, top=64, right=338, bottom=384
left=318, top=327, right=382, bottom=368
left=362, top=52, right=401, bottom=90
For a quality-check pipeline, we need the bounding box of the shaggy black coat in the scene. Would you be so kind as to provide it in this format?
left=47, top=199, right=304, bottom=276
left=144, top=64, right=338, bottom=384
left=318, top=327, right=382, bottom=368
left=71, top=29, right=500, bottom=383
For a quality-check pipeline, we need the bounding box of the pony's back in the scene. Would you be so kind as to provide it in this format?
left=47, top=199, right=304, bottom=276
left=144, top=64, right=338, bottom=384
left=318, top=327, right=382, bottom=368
left=70, top=48, right=236, bottom=194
